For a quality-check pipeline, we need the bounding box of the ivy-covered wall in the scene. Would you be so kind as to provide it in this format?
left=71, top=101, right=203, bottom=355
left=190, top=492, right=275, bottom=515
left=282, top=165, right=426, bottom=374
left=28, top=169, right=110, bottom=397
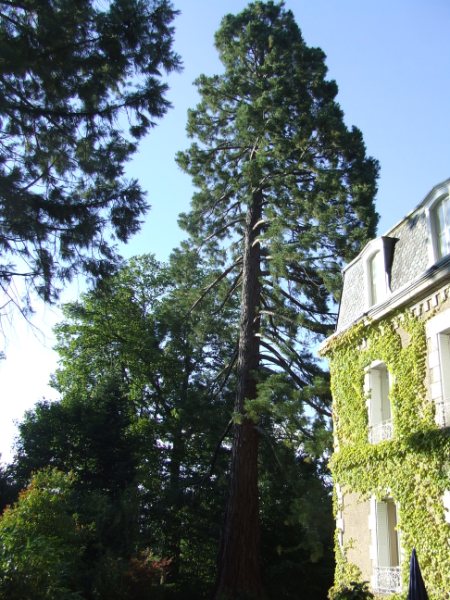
left=325, top=310, right=450, bottom=599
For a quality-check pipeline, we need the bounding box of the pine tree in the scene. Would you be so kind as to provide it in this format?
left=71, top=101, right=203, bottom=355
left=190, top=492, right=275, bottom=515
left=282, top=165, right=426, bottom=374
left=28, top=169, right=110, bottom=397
left=0, top=0, right=180, bottom=310
left=176, top=2, right=379, bottom=597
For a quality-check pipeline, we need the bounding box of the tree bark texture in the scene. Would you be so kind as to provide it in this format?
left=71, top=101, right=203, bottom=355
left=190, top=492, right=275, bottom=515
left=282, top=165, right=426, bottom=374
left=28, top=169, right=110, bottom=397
left=214, top=192, right=265, bottom=599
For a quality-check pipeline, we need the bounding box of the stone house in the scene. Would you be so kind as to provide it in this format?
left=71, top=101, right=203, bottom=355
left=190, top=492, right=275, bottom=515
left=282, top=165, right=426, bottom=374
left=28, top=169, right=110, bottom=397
left=321, top=179, right=450, bottom=598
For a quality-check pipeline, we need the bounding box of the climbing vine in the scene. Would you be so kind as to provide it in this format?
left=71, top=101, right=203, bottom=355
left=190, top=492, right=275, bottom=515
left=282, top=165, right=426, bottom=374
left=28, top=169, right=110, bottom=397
left=324, top=311, right=450, bottom=599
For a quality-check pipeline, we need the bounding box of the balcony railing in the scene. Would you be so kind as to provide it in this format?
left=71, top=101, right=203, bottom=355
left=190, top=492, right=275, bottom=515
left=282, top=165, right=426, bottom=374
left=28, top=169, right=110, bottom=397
left=436, top=399, right=450, bottom=428
left=373, top=566, right=402, bottom=594
left=369, top=419, right=393, bottom=444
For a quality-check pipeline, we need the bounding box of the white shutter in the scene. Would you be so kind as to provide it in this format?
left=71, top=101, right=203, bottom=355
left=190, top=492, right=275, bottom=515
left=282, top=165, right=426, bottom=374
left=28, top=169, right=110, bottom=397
left=443, top=490, right=450, bottom=524
left=380, top=367, right=391, bottom=422
left=439, top=333, right=450, bottom=402
left=369, top=497, right=377, bottom=561
left=387, top=500, right=400, bottom=566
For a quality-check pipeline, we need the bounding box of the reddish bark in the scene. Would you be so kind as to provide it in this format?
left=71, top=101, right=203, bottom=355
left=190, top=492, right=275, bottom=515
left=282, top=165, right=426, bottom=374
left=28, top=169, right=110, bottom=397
left=214, top=192, right=266, bottom=599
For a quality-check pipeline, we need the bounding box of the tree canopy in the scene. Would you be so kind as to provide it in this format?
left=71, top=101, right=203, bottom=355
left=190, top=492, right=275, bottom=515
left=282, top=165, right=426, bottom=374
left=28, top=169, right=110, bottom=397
left=0, top=2, right=381, bottom=597
left=11, top=253, right=237, bottom=596
left=0, top=0, right=180, bottom=312
left=0, top=469, right=86, bottom=600
left=5, top=253, right=335, bottom=598
left=176, top=2, right=379, bottom=597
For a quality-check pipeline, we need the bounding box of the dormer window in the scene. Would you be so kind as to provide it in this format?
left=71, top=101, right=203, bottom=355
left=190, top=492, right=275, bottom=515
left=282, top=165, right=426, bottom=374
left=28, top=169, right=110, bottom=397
left=424, top=181, right=450, bottom=265
left=434, top=194, right=450, bottom=259
left=362, top=237, right=396, bottom=309
left=369, top=250, right=383, bottom=306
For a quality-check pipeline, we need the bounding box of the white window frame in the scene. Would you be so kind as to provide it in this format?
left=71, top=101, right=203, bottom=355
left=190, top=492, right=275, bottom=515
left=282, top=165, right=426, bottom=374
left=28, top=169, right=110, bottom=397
left=361, top=238, right=388, bottom=309
left=426, top=307, right=450, bottom=428
left=433, top=195, right=450, bottom=259
left=443, top=490, right=450, bottom=524
left=369, top=496, right=402, bottom=594
left=424, top=181, right=450, bottom=266
left=365, top=360, right=394, bottom=443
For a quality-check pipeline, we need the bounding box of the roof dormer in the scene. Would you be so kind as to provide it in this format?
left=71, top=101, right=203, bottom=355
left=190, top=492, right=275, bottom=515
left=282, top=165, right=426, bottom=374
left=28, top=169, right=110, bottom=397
left=424, top=180, right=450, bottom=266
left=361, top=236, right=397, bottom=310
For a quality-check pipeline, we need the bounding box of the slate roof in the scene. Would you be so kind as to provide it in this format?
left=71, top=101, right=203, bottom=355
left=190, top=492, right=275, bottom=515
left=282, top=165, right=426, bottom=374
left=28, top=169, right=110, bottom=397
left=336, top=178, right=450, bottom=334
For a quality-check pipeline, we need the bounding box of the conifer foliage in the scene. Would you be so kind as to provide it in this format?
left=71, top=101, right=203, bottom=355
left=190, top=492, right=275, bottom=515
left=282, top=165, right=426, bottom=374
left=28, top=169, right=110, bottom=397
left=177, top=2, right=379, bottom=597
left=0, top=0, right=180, bottom=307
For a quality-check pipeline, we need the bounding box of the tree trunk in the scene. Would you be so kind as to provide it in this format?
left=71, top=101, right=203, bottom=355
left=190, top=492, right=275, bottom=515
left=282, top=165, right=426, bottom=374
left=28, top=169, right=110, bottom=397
left=214, top=191, right=265, bottom=599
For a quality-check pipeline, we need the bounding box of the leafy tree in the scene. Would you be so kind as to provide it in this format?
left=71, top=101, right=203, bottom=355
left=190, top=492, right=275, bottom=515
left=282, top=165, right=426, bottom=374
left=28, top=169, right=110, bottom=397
left=259, top=452, right=334, bottom=599
left=11, top=374, right=155, bottom=600
left=0, top=460, right=20, bottom=514
left=0, top=468, right=86, bottom=600
left=13, top=253, right=237, bottom=596
left=176, top=2, right=379, bottom=597
left=9, top=250, right=339, bottom=598
left=0, top=0, right=180, bottom=311
left=14, top=376, right=143, bottom=559
left=253, top=374, right=335, bottom=598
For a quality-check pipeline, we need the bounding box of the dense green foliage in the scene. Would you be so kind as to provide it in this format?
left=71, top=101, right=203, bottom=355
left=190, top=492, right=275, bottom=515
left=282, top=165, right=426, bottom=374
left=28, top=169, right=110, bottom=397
left=14, top=253, right=235, bottom=595
left=330, top=581, right=374, bottom=600
left=178, top=2, right=379, bottom=283
left=0, top=469, right=86, bottom=600
left=0, top=463, right=19, bottom=513
left=325, top=313, right=450, bottom=599
left=0, top=0, right=180, bottom=308
left=0, top=2, right=381, bottom=596
left=177, top=2, right=378, bottom=595
left=2, top=254, right=335, bottom=598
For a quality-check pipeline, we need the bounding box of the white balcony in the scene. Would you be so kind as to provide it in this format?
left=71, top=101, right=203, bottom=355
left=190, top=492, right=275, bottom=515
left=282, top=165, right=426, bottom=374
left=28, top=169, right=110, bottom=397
left=435, top=399, right=450, bottom=428
left=369, top=419, right=393, bottom=444
left=373, top=566, right=402, bottom=594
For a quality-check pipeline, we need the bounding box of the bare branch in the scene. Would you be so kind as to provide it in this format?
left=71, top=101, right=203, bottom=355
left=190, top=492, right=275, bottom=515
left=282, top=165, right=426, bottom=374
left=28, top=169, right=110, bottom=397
left=199, top=217, right=244, bottom=249
left=265, top=282, right=335, bottom=318
left=213, top=270, right=242, bottom=315
left=260, top=309, right=298, bottom=327
left=209, top=341, right=239, bottom=401
left=252, top=218, right=268, bottom=232
left=259, top=348, right=331, bottom=418
left=189, top=258, right=242, bottom=313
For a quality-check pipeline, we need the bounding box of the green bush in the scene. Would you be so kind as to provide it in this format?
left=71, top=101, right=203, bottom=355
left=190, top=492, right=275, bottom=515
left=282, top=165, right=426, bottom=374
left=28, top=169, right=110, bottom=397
left=0, top=469, right=85, bottom=600
left=331, top=581, right=374, bottom=600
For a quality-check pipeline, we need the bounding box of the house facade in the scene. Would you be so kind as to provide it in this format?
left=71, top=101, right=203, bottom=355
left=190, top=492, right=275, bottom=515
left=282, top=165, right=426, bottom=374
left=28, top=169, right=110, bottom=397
left=322, top=179, right=450, bottom=599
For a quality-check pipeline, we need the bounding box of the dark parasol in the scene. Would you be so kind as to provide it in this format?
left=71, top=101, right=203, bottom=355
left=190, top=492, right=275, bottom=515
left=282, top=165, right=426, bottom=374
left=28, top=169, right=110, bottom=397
left=407, top=548, right=428, bottom=600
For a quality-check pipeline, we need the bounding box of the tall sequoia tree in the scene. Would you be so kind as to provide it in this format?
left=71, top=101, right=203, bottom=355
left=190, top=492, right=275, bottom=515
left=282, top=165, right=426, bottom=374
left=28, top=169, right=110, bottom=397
left=176, top=2, right=379, bottom=597
left=0, top=0, right=180, bottom=311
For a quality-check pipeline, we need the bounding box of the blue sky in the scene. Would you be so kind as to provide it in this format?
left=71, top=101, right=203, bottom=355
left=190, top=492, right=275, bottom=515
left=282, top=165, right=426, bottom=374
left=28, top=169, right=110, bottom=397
left=1, top=0, right=450, bottom=462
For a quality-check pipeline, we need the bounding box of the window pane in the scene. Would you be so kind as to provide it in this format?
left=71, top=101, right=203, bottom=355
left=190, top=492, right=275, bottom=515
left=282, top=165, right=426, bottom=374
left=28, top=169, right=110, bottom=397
left=376, top=499, right=399, bottom=568
left=435, top=196, right=450, bottom=258
left=370, top=251, right=380, bottom=305
left=369, top=364, right=390, bottom=427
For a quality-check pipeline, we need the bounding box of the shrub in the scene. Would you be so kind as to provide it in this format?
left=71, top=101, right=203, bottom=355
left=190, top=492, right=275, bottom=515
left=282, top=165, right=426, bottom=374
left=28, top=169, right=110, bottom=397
left=331, top=581, right=374, bottom=600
